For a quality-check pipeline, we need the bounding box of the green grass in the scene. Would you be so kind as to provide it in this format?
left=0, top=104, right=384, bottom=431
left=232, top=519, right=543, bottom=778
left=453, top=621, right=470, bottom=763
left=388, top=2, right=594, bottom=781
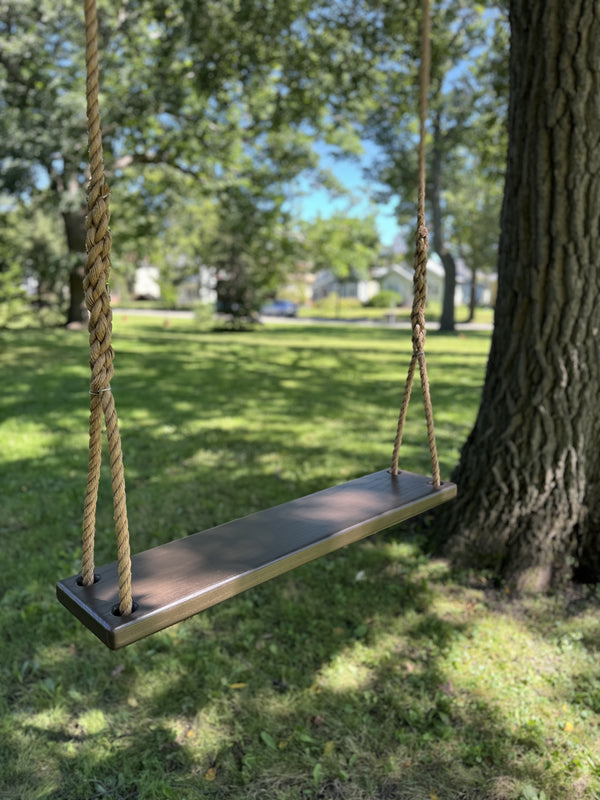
left=1, top=319, right=599, bottom=800
left=296, top=298, right=495, bottom=326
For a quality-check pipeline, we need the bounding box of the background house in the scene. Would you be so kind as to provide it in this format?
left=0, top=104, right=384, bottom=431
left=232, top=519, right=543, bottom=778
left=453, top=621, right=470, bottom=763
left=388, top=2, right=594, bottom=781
left=130, top=253, right=496, bottom=310
left=312, top=269, right=380, bottom=304
left=133, top=264, right=161, bottom=300
left=375, top=255, right=496, bottom=308
left=132, top=260, right=217, bottom=306
left=176, top=265, right=217, bottom=306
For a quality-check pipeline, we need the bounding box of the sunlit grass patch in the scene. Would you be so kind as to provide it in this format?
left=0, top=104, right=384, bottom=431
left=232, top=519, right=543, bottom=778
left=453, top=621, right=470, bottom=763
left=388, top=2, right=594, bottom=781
left=1, top=320, right=599, bottom=799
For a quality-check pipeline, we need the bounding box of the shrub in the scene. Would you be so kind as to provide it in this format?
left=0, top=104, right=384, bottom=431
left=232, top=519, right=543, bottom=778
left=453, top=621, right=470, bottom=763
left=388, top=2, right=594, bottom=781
left=193, top=303, right=215, bottom=329
left=0, top=263, right=28, bottom=328
left=364, top=290, right=403, bottom=308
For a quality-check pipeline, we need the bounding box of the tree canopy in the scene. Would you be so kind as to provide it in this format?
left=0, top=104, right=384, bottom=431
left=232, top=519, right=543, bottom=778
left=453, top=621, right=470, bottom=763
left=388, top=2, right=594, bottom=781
left=302, top=212, right=380, bottom=282
left=364, top=0, right=508, bottom=329
left=0, top=0, right=381, bottom=321
left=0, top=0, right=508, bottom=324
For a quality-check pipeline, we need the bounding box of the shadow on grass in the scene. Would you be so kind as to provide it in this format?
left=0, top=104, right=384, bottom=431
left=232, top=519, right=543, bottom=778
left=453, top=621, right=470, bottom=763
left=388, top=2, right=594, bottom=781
left=3, top=526, right=575, bottom=800
left=7, top=324, right=577, bottom=799
left=3, top=509, right=595, bottom=799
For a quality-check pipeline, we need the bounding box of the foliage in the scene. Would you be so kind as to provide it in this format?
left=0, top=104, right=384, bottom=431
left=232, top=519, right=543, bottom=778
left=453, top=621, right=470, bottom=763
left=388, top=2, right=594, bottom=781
left=444, top=7, right=509, bottom=319
left=0, top=205, right=28, bottom=327
left=0, top=196, right=70, bottom=325
left=0, top=259, right=26, bottom=328
left=364, top=1, right=509, bottom=330
left=210, top=186, right=302, bottom=318
left=0, top=319, right=599, bottom=799
left=0, top=0, right=390, bottom=322
left=447, top=170, right=503, bottom=276
left=302, top=212, right=381, bottom=281
left=364, top=289, right=403, bottom=308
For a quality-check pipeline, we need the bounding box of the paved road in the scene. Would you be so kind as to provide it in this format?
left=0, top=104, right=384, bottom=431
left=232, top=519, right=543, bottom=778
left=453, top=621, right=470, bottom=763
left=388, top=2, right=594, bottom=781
left=113, top=307, right=493, bottom=331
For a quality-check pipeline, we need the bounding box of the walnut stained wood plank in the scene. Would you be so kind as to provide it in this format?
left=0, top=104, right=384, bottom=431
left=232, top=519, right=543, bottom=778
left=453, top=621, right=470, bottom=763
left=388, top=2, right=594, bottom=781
left=57, top=469, right=456, bottom=649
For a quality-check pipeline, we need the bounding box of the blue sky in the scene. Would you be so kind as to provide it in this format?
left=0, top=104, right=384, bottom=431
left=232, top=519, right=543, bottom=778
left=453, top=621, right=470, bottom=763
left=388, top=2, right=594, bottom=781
left=287, top=142, right=404, bottom=249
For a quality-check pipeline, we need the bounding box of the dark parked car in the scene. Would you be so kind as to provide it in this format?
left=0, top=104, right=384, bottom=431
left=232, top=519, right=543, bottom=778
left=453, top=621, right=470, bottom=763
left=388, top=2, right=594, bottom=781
left=260, top=299, right=298, bottom=317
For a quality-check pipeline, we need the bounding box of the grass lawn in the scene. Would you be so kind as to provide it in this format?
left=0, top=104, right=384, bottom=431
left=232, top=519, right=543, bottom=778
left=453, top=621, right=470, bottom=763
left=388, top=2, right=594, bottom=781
left=295, top=300, right=495, bottom=327
left=1, top=318, right=598, bottom=800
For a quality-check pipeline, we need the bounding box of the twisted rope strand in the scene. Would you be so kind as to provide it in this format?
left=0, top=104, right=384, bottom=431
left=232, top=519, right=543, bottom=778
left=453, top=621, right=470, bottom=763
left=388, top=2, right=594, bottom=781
left=81, top=0, right=132, bottom=615
left=103, top=390, right=132, bottom=612
left=390, top=354, right=416, bottom=470
left=81, top=393, right=102, bottom=585
left=391, top=0, right=440, bottom=488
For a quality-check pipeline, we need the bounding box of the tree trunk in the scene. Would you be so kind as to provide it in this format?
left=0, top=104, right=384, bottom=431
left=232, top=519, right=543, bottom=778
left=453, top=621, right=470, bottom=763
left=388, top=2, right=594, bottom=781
left=438, top=251, right=456, bottom=331
left=467, top=265, right=477, bottom=323
left=68, top=262, right=87, bottom=324
left=431, top=116, right=455, bottom=332
left=63, top=209, right=88, bottom=325
left=439, top=0, right=600, bottom=590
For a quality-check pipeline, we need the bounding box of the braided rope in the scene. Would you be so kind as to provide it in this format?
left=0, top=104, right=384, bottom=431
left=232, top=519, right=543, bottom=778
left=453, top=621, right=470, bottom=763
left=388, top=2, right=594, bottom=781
left=80, top=0, right=133, bottom=615
left=391, top=0, right=440, bottom=488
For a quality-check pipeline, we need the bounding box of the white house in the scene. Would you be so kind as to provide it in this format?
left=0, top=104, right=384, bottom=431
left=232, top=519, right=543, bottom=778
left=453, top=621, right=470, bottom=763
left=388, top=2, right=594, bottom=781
left=379, top=257, right=446, bottom=304
left=133, top=264, right=161, bottom=300
left=132, top=259, right=217, bottom=306
left=176, top=265, right=217, bottom=306
left=378, top=255, right=495, bottom=307
left=453, top=258, right=497, bottom=307
left=312, top=269, right=380, bottom=304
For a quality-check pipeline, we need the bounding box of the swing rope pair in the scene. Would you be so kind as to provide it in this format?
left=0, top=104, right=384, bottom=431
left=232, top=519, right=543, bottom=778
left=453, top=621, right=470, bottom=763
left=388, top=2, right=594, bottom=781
left=78, top=0, right=439, bottom=620
left=79, top=0, right=132, bottom=616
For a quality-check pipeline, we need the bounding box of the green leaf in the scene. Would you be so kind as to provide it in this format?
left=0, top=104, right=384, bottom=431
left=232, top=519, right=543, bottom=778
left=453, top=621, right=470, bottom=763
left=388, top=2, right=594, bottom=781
left=520, top=786, right=541, bottom=800
left=312, top=762, right=323, bottom=786
left=354, top=623, right=368, bottom=638
left=260, top=731, right=277, bottom=750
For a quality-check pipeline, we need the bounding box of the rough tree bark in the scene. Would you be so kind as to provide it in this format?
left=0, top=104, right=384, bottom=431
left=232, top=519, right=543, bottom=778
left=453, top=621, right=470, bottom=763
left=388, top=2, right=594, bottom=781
left=439, top=0, right=600, bottom=590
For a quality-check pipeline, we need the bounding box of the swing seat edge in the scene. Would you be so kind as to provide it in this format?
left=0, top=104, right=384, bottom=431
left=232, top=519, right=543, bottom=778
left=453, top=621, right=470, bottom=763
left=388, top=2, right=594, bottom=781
left=57, top=469, right=456, bottom=649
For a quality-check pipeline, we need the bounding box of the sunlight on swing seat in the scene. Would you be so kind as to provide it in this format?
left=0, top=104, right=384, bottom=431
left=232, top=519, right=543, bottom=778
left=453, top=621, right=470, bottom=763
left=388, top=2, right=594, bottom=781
left=57, top=469, right=456, bottom=649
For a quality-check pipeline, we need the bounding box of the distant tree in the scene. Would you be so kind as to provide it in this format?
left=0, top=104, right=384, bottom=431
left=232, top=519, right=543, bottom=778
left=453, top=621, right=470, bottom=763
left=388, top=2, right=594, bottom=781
left=365, top=0, right=508, bottom=330
left=447, top=162, right=503, bottom=322
left=441, top=0, right=600, bottom=590
left=209, top=185, right=301, bottom=320
left=446, top=7, right=509, bottom=322
left=0, top=207, right=28, bottom=327
left=0, top=196, right=68, bottom=324
left=303, top=212, right=380, bottom=283
left=0, top=0, right=384, bottom=324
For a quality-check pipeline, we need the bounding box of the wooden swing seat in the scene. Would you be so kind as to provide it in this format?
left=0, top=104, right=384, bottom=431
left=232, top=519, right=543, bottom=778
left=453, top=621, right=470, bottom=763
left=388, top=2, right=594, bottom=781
left=57, top=469, right=455, bottom=649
